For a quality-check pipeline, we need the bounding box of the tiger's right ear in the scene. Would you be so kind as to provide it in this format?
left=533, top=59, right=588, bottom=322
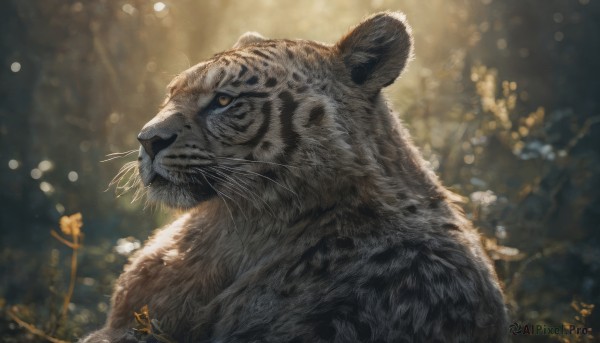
left=233, top=31, right=267, bottom=48
left=336, top=12, right=413, bottom=95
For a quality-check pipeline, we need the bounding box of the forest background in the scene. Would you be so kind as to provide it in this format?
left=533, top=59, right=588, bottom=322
left=0, top=0, right=598, bottom=341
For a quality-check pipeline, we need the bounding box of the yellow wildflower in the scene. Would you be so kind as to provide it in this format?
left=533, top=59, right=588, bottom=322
left=59, top=213, right=83, bottom=237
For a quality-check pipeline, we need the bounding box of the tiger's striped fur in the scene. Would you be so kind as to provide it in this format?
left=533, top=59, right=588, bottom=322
left=84, top=12, right=508, bottom=343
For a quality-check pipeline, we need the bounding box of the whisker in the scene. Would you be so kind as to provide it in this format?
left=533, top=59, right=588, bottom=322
left=209, top=167, right=277, bottom=218
left=196, top=169, right=250, bottom=221
left=112, top=168, right=138, bottom=191
left=101, top=149, right=138, bottom=163
left=219, top=165, right=299, bottom=199
left=109, top=161, right=137, bottom=185
left=200, top=172, right=245, bottom=248
left=216, top=157, right=300, bottom=170
left=197, top=171, right=244, bottom=215
left=132, top=185, right=147, bottom=204
left=105, top=149, right=138, bottom=157
left=204, top=169, right=247, bottom=198
left=142, top=190, right=155, bottom=211
left=107, top=160, right=143, bottom=201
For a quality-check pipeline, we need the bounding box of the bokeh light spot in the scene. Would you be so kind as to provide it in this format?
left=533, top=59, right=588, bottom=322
left=8, top=159, right=20, bottom=170
left=115, top=237, right=142, bottom=256
left=154, top=2, right=166, bottom=12
left=55, top=203, right=65, bottom=214
left=479, top=21, right=490, bottom=32
left=71, top=2, right=83, bottom=12
left=495, top=225, right=507, bottom=240
left=554, top=31, right=564, bottom=42
left=496, top=38, right=507, bottom=50
left=553, top=13, right=564, bottom=23
left=79, top=141, right=91, bottom=152
left=122, top=3, right=136, bottom=15
left=68, top=171, right=79, bottom=182
left=97, top=302, right=108, bottom=313
left=146, top=61, right=157, bottom=72
left=82, top=277, right=96, bottom=286
left=109, top=112, right=120, bottom=124
left=40, top=181, right=54, bottom=194
left=470, top=190, right=497, bottom=206
left=38, top=160, right=54, bottom=172
left=30, top=168, right=42, bottom=179
left=10, top=62, right=21, bottom=73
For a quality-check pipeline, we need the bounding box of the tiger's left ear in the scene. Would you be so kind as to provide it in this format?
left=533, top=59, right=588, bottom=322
left=233, top=31, right=267, bottom=49
left=336, top=12, right=413, bottom=94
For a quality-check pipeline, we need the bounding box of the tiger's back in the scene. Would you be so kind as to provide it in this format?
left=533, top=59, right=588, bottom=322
left=83, top=12, right=508, bottom=343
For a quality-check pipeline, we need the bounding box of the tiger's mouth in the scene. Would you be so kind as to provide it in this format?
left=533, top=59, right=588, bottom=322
left=142, top=165, right=218, bottom=208
left=155, top=173, right=217, bottom=196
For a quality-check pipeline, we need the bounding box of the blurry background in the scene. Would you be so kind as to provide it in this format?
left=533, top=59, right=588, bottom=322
left=1, top=0, right=599, bottom=341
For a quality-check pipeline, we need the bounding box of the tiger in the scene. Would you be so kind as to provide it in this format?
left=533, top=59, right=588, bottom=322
left=83, top=11, right=508, bottom=343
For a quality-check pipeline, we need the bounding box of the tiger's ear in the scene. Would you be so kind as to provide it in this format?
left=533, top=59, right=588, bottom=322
left=336, top=12, right=413, bottom=94
left=233, top=31, right=267, bottom=48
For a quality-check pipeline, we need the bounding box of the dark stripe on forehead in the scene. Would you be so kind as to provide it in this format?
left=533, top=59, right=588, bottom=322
left=251, top=49, right=271, bottom=60
left=230, top=53, right=260, bottom=67
left=278, top=91, right=300, bottom=156
left=240, top=101, right=271, bottom=147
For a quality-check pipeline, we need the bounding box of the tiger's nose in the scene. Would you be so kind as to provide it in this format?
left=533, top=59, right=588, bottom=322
left=137, top=134, right=177, bottom=160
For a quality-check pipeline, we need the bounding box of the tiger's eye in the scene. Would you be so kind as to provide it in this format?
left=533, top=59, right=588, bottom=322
left=217, top=94, right=233, bottom=107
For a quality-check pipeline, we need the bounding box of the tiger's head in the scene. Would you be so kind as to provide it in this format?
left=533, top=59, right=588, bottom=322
left=136, top=12, right=413, bottom=210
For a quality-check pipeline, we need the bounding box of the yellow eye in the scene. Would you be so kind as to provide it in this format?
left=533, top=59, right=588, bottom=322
left=216, top=94, right=234, bottom=107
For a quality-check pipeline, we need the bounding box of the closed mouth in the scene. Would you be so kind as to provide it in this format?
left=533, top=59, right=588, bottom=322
left=148, top=172, right=168, bottom=187
left=148, top=171, right=218, bottom=202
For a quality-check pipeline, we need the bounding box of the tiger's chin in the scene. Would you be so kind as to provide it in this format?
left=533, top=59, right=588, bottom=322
left=146, top=174, right=217, bottom=209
